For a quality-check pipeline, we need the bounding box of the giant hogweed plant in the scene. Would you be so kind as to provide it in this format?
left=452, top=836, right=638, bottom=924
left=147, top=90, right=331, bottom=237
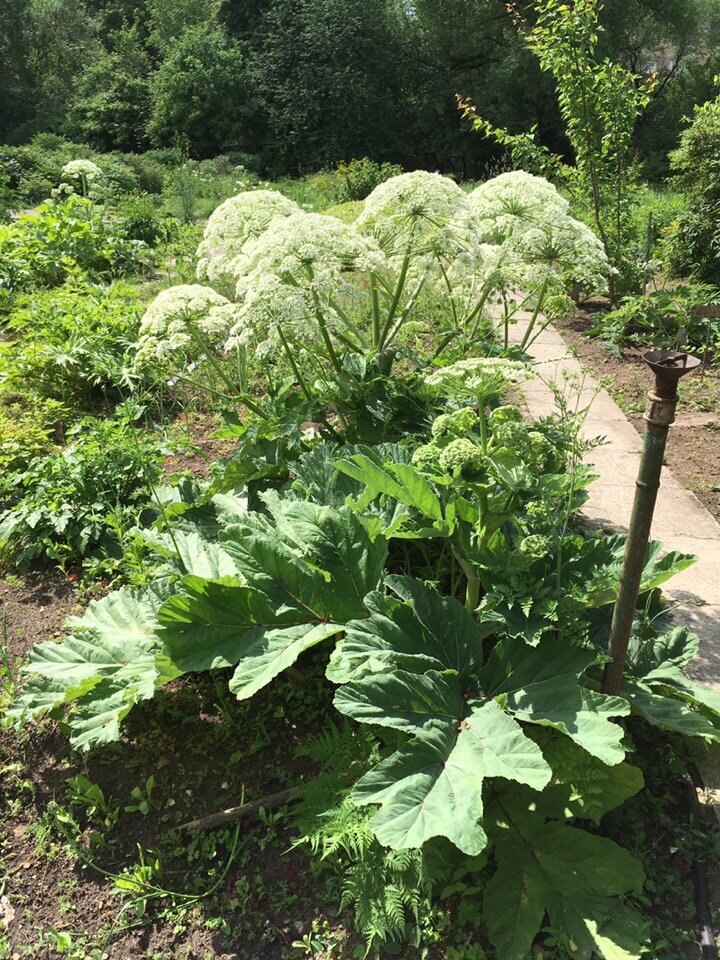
left=133, top=172, right=610, bottom=424
left=7, top=366, right=718, bottom=958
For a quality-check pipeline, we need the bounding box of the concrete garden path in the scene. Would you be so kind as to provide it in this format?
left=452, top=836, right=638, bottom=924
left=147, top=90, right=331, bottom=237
left=503, top=310, right=720, bottom=688
left=501, top=309, right=720, bottom=798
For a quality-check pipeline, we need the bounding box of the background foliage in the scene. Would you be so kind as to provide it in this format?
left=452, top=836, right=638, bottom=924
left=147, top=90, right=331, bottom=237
left=1, top=0, right=719, bottom=178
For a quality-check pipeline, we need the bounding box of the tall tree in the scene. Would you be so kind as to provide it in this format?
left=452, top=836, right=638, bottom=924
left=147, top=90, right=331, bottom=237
left=249, top=0, right=407, bottom=172
left=66, top=26, right=152, bottom=152
left=0, top=0, right=35, bottom=140
left=146, top=0, right=221, bottom=54
left=27, top=0, right=102, bottom=132
left=148, top=25, right=256, bottom=157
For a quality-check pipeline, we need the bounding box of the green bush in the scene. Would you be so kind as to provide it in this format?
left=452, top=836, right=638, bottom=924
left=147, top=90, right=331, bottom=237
left=112, top=192, right=169, bottom=245
left=666, top=93, right=720, bottom=282
left=0, top=394, right=65, bottom=472
left=0, top=278, right=145, bottom=405
left=334, top=157, right=403, bottom=202
left=0, top=196, right=148, bottom=298
left=589, top=283, right=719, bottom=350
left=0, top=414, right=164, bottom=573
left=0, top=137, right=141, bottom=207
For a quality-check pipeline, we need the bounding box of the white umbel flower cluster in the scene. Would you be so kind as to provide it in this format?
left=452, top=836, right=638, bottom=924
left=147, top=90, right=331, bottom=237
left=135, top=284, right=239, bottom=368
left=61, top=159, right=103, bottom=183
left=469, top=172, right=568, bottom=244
left=196, top=190, right=300, bottom=291
left=425, top=357, right=527, bottom=399
left=468, top=172, right=610, bottom=299
left=225, top=213, right=388, bottom=357
left=357, top=171, right=477, bottom=262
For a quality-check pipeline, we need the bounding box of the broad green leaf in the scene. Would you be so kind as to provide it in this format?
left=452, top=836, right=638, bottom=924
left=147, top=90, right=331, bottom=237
left=579, top=537, right=696, bottom=608
left=483, top=635, right=629, bottom=764
left=327, top=592, right=437, bottom=684
left=350, top=701, right=550, bottom=855
left=8, top=585, right=173, bottom=750
left=623, top=626, right=720, bottom=739
left=160, top=503, right=387, bottom=699
left=622, top=680, right=720, bottom=740
left=333, top=579, right=551, bottom=853
left=221, top=499, right=387, bottom=621
left=484, top=795, right=648, bottom=960
left=334, top=454, right=446, bottom=525
left=488, top=450, right=534, bottom=491
left=637, top=541, right=697, bottom=593
left=328, top=575, right=492, bottom=683
left=532, top=731, right=644, bottom=823
left=626, top=626, right=699, bottom=677
left=336, top=669, right=465, bottom=737
left=140, top=529, right=245, bottom=580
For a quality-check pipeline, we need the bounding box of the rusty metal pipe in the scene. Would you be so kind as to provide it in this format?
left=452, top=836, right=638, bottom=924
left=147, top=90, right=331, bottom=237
left=601, top=350, right=701, bottom=695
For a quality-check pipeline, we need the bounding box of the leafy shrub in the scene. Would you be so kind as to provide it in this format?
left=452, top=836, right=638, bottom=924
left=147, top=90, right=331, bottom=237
left=334, top=158, right=403, bottom=202
left=8, top=390, right=714, bottom=958
left=589, top=284, right=720, bottom=350
left=112, top=192, right=170, bottom=246
left=0, top=197, right=147, bottom=298
left=666, top=92, right=720, bottom=283
left=0, top=414, right=165, bottom=572
left=0, top=394, right=65, bottom=472
left=1, top=279, right=145, bottom=405
left=0, top=137, right=140, bottom=207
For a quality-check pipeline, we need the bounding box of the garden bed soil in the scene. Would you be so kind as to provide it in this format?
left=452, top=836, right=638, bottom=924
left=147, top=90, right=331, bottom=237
left=556, top=307, right=720, bottom=522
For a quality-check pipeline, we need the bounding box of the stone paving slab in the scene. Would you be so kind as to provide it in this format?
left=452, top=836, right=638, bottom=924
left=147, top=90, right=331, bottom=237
left=505, top=311, right=720, bottom=799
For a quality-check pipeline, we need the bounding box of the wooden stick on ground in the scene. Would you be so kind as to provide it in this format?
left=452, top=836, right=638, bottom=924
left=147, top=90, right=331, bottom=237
left=178, top=787, right=299, bottom=833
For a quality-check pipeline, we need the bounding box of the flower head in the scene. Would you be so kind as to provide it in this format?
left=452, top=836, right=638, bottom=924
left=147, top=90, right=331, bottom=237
left=438, top=438, right=486, bottom=477
left=468, top=171, right=609, bottom=298
left=61, top=159, right=103, bottom=183
left=358, top=171, right=478, bottom=262
left=196, top=190, right=300, bottom=290
left=225, top=212, right=387, bottom=358
left=135, top=284, right=239, bottom=369
left=425, top=357, right=527, bottom=401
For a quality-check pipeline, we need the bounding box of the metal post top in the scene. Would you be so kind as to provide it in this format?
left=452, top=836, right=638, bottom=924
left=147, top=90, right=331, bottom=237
left=643, top=350, right=702, bottom=399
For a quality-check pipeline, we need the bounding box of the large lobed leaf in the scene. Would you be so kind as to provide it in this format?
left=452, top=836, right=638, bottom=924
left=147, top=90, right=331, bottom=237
left=622, top=627, right=720, bottom=741
left=159, top=499, right=388, bottom=700
left=484, top=789, right=648, bottom=960
left=7, top=585, right=175, bottom=750
left=333, top=577, right=628, bottom=854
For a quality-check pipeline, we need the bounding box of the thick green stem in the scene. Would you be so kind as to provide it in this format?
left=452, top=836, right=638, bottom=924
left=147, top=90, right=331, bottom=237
left=477, top=402, right=489, bottom=455
left=370, top=273, right=381, bottom=350
left=378, top=251, right=411, bottom=348
left=465, top=575, right=481, bottom=615
left=277, top=324, right=313, bottom=402
left=518, top=278, right=550, bottom=352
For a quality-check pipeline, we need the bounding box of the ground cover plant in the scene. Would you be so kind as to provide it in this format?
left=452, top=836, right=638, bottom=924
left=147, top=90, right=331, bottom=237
left=1, top=153, right=720, bottom=960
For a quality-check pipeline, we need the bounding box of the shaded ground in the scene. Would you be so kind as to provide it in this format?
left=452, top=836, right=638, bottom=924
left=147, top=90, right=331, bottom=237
left=556, top=308, right=720, bottom=522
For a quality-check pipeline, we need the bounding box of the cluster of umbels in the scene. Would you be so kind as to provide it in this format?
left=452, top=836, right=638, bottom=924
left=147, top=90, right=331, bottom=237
left=56, top=159, right=104, bottom=199
left=424, top=357, right=527, bottom=400
left=195, top=190, right=300, bottom=292
left=135, top=169, right=610, bottom=375
left=467, top=171, right=610, bottom=306
left=134, top=284, right=240, bottom=368
left=225, top=212, right=387, bottom=360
